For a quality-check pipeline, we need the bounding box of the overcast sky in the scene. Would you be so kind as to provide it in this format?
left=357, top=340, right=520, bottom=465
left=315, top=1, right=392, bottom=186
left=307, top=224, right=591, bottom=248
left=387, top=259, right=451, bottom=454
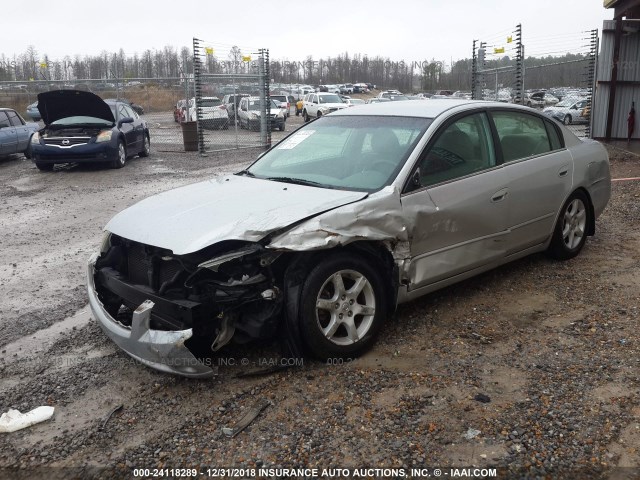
left=2, top=0, right=613, bottom=64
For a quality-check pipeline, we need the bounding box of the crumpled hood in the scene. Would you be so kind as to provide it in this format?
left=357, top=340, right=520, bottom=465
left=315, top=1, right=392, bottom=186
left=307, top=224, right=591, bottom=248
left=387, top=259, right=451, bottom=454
left=37, top=90, right=115, bottom=125
left=105, top=175, right=368, bottom=255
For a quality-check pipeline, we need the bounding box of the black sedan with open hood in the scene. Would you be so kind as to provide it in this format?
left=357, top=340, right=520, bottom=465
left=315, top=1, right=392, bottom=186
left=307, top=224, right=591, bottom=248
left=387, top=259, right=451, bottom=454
left=29, top=90, right=150, bottom=171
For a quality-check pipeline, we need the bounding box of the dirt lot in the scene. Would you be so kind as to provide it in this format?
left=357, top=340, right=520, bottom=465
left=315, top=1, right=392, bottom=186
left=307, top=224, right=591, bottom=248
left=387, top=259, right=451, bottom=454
left=0, top=140, right=639, bottom=480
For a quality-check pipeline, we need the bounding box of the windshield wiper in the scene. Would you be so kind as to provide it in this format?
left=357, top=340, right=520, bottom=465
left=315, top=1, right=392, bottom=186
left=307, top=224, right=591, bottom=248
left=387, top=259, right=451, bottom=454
left=265, top=176, right=324, bottom=187
left=236, top=170, right=255, bottom=177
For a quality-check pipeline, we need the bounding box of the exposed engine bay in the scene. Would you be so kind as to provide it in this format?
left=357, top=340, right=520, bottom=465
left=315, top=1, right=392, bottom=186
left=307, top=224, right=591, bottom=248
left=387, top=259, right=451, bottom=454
left=93, top=234, right=285, bottom=354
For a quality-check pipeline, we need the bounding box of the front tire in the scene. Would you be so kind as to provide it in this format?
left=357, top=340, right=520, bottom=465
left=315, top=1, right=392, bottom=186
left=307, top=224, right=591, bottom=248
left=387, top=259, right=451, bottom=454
left=298, top=253, right=387, bottom=359
left=112, top=140, right=126, bottom=169
left=35, top=162, right=53, bottom=171
left=547, top=190, right=589, bottom=260
left=563, top=114, right=572, bottom=125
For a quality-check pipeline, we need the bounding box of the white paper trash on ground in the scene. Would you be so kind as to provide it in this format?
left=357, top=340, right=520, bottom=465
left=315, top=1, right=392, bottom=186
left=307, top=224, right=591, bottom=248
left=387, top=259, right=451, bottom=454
left=0, top=407, right=55, bottom=433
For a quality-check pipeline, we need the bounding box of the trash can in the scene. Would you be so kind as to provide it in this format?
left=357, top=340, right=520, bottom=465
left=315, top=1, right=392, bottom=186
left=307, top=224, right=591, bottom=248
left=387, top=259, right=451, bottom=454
left=181, top=121, right=198, bottom=152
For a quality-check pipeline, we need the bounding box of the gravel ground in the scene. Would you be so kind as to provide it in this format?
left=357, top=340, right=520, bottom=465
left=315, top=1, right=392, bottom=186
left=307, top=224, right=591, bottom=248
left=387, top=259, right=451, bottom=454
left=0, top=141, right=639, bottom=480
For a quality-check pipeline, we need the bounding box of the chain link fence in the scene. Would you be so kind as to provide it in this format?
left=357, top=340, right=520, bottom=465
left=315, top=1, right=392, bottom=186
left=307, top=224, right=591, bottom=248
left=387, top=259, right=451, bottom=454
left=472, top=26, right=598, bottom=138
left=192, top=40, right=271, bottom=153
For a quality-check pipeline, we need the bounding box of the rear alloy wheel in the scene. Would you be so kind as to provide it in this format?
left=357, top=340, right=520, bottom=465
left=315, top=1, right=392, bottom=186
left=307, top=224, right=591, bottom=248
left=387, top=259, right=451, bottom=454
left=35, top=162, right=53, bottom=171
left=547, top=190, right=589, bottom=260
left=299, top=253, right=387, bottom=359
left=112, top=140, right=126, bottom=169
left=139, top=135, right=150, bottom=157
left=563, top=114, right=572, bottom=125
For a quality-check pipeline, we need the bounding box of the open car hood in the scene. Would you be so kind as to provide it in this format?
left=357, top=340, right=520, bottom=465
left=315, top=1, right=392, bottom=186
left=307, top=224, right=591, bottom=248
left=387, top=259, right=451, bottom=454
left=105, top=175, right=368, bottom=255
left=37, top=90, right=115, bottom=125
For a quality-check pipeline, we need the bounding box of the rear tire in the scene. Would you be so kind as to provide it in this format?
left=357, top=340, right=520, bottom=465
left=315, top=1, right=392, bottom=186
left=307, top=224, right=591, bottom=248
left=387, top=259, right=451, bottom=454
left=547, top=190, right=589, bottom=260
left=303, top=110, right=309, bottom=122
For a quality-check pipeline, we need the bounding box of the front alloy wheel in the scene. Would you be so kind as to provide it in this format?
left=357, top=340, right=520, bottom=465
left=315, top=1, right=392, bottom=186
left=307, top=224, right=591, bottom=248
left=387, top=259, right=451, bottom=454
left=112, top=141, right=126, bottom=169
left=299, top=253, right=387, bottom=359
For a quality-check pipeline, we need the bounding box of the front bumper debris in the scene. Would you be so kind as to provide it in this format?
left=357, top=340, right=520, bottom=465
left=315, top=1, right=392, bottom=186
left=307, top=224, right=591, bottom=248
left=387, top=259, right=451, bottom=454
left=87, top=254, right=215, bottom=378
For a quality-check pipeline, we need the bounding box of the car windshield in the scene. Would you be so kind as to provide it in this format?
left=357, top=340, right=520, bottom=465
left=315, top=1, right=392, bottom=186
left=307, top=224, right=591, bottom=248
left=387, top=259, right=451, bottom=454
left=51, top=116, right=112, bottom=127
left=201, top=98, right=221, bottom=107
left=556, top=99, right=574, bottom=107
left=244, top=115, right=432, bottom=192
left=318, top=94, right=343, bottom=104
left=350, top=99, right=365, bottom=104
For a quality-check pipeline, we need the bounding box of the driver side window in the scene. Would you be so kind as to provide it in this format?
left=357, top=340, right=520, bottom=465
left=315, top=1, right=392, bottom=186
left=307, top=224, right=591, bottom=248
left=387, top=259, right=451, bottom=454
left=417, top=112, right=496, bottom=187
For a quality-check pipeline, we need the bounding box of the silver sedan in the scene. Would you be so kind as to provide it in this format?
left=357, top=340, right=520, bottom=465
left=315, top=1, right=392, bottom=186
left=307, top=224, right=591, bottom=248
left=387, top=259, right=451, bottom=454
left=88, top=99, right=611, bottom=377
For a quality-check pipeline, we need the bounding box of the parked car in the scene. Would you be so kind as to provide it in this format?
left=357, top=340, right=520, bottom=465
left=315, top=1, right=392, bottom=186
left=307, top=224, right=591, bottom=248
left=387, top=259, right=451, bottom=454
left=377, top=90, right=402, bottom=99
left=543, top=98, right=589, bottom=125
left=302, top=92, right=348, bottom=121
left=353, top=83, right=369, bottom=93
left=339, top=84, right=354, bottom=94
left=237, top=97, right=285, bottom=131
left=366, top=97, right=391, bottom=104
left=345, top=98, right=366, bottom=107
left=26, top=102, right=41, bottom=121
left=270, top=94, right=290, bottom=118
left=0, top=108, right=39, bottom=158
left=222, top=93, right=250, bottom=123
left=189, top=96, right=229, bottom=130
left=452, top=91, right=472, bottom=99
left=87, top=99, right=611, bottom=377
left=29, top=90, right=150, bottom=171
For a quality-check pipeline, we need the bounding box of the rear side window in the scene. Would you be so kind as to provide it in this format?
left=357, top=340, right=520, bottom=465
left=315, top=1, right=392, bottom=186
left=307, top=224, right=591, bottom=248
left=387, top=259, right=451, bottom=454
left=491, top=111, right=552, bottom=162
left=545, top=120, right=563, bottom=150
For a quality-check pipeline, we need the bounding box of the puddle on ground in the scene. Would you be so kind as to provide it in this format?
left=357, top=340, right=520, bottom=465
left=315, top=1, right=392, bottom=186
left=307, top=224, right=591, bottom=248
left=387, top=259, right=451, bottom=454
left=1, top=305, right=92, bottom=364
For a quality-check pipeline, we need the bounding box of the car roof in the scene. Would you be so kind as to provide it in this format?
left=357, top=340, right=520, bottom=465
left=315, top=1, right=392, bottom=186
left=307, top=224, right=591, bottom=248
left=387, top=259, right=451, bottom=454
left=332, top=99, right=539, bottom=118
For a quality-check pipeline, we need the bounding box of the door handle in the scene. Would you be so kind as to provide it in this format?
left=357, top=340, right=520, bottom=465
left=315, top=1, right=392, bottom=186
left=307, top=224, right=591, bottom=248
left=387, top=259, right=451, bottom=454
left=558, top=164, right=570, bottom=177
left=491, top=188, right=509, bottom=202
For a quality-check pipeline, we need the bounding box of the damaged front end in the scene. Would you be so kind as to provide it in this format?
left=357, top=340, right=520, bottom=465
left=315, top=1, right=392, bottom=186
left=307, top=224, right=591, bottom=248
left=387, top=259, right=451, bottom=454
left=87, top=233, right=283, bottom=377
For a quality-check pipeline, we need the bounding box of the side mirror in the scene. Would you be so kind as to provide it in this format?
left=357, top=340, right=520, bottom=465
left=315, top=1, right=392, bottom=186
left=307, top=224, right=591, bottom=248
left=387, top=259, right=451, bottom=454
left=118, top=117, right=134, bottom=128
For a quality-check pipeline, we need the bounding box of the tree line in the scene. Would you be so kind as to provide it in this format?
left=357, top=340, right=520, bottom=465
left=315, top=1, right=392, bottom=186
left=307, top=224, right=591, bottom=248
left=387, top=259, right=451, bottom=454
left=0, top=45, right=593, bottom=92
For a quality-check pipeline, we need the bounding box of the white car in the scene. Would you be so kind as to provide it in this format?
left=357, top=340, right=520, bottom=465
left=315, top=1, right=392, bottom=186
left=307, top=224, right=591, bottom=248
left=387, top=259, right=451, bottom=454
left=543, top=98, right=589, bottom=125
left=302, top=92, right=349, bottom=121
left=345, top=98, right=366, bottom=107
left=237, top=96, right=286, bottom=131
left=189, top=97, right=229, bottom=130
